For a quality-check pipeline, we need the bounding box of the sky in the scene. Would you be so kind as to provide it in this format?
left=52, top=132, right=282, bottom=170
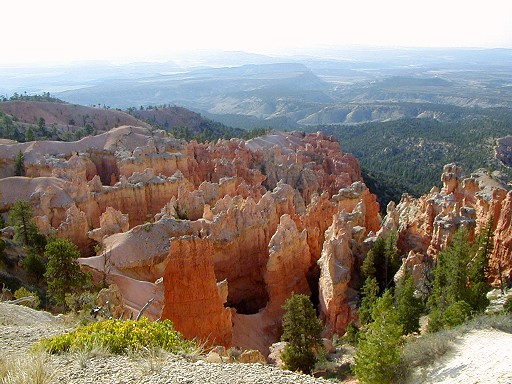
left=3, top=0, right=512, bottom=66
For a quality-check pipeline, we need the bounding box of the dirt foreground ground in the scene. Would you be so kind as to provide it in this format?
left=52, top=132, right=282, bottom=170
left=416, top=329, right=512, bottom=383
left=2, top=302, right=512, bottom=383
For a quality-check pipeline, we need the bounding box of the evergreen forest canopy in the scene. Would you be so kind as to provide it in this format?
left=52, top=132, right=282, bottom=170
left=308, top=108, right=512, bottom=207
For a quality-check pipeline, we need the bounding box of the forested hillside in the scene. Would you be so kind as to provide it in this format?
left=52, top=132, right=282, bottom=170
left=127, top=105, right=247, bottom=141
left=311, top=111, right=512, bottom=206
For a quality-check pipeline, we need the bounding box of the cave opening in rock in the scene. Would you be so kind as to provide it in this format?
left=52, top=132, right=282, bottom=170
left=90, top=153, right=120, bottom=186
left=307, top=264, right=321, bottom=315
left=225, top=279, right=269, bottom=315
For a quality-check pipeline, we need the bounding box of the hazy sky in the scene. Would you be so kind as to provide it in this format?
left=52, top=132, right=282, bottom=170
left=4, top=0, right=512, bottom=65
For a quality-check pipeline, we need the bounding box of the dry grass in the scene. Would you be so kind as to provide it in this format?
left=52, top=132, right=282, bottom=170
left=0, top=351, right=54, bottom=384
left=180, top=337, right=209, bottom=362
left=70, top=340, right=110, bottom=368
left=127, top=346, right=167, bottom=374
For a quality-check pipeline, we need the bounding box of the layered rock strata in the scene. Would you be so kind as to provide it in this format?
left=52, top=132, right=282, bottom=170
left=0, top=127, right=380, bottom=353
left=387, top=163, right=511, bottom=285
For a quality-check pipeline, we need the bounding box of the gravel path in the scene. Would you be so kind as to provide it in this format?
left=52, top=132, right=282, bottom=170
left=0, top=303, right=334, bottom=384
left=420, top=329, right=512, bottom=384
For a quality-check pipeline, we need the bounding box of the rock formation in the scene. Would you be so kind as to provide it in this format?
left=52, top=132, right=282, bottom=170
left=0, top=127, right=379, bottom=354
left=318, top=212, right=360, bottom=337
left=2, top=120, right=510, bottom=359
left=385, top=163, right=511, bottom=285
left=490, top=190, right=512, bottom=283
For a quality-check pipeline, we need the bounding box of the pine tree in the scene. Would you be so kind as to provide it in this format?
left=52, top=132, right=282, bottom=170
left=44, top=238, right=89, bottom=305
left=427, top=226, right=492, bottom=331
left=428, top=228, right=468, bottom=312
left=467, top=217, right=493, bottom=311
left=14, top=150, right=24, bottom=176
left=354, top=290, right=403, bottom=384
left=280, top=294, right=323, bottom=374
left=362, top=232, right=401, bottom=293
left=0, top=213, right=5, bottom=229
left=9, top=200, right=38, bottom=246
left=384, top=232, right=401, bottom=285
left=25, top=127, right=34, bottom=142
left=359, top=276, right=379, bottom=325
left=395, top=273, right=422, bottom=334
left=23, top=250, right=47, bottom=282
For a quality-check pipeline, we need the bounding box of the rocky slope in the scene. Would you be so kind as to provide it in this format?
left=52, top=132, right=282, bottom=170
left=410, top=329, right=512, bottom=384
left=0, top=302, right=333, bottom=384
left=0, top=127, right=380, bottom=355
left=0, top=100, right=150, bottom=132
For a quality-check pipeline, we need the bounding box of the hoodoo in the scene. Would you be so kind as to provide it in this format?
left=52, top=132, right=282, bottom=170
left=0, top=126, right=380, bottom=354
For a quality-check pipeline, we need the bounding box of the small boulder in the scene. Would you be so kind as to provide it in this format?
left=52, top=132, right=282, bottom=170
left=206, top=351, right=224, bottom=363
left=238, top=350, right=267, bottom=364
left=268, top=341, right=287, bottom=367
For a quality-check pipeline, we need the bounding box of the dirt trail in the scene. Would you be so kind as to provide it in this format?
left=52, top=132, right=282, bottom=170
left=420, top=329, right=512, bottom=384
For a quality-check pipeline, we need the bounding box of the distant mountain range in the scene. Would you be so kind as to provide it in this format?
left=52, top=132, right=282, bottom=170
left=1, top=48, right=511, bottom=204
left=2, top=48, right=512, bottom=128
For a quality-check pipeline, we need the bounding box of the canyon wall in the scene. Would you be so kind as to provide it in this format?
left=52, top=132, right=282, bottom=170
left=0, top=126, right=379, bottom=354
left=2, top=125, right=510, bottom=355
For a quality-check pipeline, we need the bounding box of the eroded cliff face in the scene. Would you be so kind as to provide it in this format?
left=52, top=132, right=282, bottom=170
left=388, top=163, right=511, bottom=285
left=0, top=126, right=380, bottom=354
left=3, top=123, right=510, bottom=355
left=490, top=190, right=512, bottom=281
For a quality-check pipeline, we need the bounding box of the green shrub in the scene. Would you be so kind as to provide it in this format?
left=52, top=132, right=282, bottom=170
left=343, top=322, right=360, bottom=345
left=0, top=238, right=5, bottom=264
left=65, top=291, right=96, bottom=313
left=443, top=301, right=472, bottom=328
left=429, top=300, right=473, bottom=332
left=280, top=294, right=323, bottom=374
left=37, top=317, right=196, bottom=355
left=427, top=310, right=444, bottom=333
left=13, top=286, right=41, bottom=308
left=23, top=251, right=46, bottom=281
left=503, top=296, right=512, bottom=314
